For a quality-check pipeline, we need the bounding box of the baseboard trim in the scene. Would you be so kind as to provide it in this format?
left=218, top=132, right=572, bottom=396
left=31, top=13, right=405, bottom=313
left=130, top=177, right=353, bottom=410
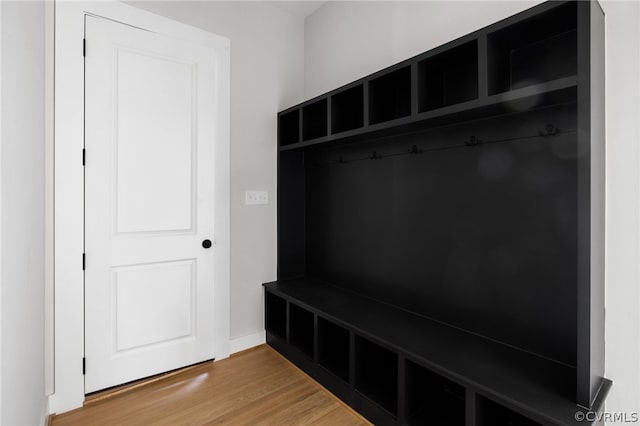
left=41, top=395, right=50, bottom=426
left=229, top=331, right=265, bottom=355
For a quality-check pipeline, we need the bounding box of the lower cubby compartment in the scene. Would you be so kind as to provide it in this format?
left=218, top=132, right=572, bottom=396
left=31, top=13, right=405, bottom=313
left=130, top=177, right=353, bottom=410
left=405, top=361, right=466, bottom=426
left=265, top=292, right=286, bottom=340
left=355, top=335, right=398, bottom=416
left=264, top=280, right=611, bottom=426
left=289, top=303, right=314, bottom=358
left=476, top=396, right=542, bottom=426
left=318, top=317, right=350, bottom=382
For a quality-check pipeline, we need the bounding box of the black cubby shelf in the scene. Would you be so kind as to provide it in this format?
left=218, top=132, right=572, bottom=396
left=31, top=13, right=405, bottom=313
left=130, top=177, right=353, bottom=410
left=276, top=0, right=584, bottom=152
left=302, top=99, right=328, bottom=141
left=265, top=292, right=286, bottom=340
left=317, top=317, right=349, bottom=382
left=264, top=279, right=612, bottom=426
left=405, top=360, right=466, bottom=426
left=354, top=336, right=398, bottom=416
left=368, top=66, right=412, bottom=125
left=331, top=84, right=364, bottom=134
left=289, top=303, right=314, bottom=358
left=272, top=1, right=610, bottom=425
left=418, top=39, right=479, bottom=113
left=278, top=109, right=299, bottom=146
left=487, top=1, right=577, bottom=95
left=279, top=76, right=577, bottom=152
left=476, top=395, right=544, bottom=426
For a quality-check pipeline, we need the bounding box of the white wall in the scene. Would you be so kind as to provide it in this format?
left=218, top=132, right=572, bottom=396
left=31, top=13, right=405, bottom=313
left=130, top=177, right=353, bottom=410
left=126, top=1, right=304, bottom=345
left=1, top=1, right=47, bottom=425
left=601, top=1, right=640, bottom=422
left=304, top=1, right=539, bottom=98
left=304, top=1, right=640, bottom=422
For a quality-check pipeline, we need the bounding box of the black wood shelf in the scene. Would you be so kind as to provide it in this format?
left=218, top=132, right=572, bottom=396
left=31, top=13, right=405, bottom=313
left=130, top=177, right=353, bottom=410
left=355, top=335, right=399, bottom=416
left=369, top=66, right=412, bottom=125
left=302, top=99, right=328, bottom=141
left=406, top=360, right=466, bottom=426
left=278, top=109, right=300, bottom=146
left=418, top=40, right=478, bottom=112
left=264, top=278, right=612, bottom=426
left=289, top=303, right=314, bottom=358
left=487, top=1, right=577, bottom=94
left=265, top=291, right=286, bottom=340
left=272, top=1, right=609, bottom=424
left=331, top=84, right=364, bottom=134
left=279, top=76, right=576, bottom=152
left=477, top=395, right=544, bottom=426
left=317, top=317, right=350, bottom=383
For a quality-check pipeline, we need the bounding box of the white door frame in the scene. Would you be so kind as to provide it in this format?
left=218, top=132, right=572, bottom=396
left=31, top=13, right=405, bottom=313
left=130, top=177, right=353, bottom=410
left=51, top=1, right=230, bottom=414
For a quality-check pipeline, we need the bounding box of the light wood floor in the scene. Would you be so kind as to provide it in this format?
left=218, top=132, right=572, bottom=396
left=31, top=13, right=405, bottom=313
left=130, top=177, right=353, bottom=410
left=51, top=345, right=370, bottom=426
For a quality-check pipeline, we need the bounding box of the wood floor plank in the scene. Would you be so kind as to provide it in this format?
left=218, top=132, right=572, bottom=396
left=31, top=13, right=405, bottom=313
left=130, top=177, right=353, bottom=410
left=51, top=345, right=370, bottom=426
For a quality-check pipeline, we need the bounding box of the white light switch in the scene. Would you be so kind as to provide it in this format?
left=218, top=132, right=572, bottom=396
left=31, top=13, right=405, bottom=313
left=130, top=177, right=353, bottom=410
left=245, top=190, right=269, bottom=205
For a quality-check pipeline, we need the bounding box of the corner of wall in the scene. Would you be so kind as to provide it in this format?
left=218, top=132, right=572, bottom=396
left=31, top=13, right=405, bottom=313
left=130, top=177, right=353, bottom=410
left=229, top=331, right=266, bottom=355
left=39, top=396, right=49, bottom=426
left=0, top=1, right=3, bottom=421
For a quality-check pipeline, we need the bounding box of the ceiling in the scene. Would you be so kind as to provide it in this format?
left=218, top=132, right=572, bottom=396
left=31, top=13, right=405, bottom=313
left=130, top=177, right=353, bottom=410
left=268, top=1, right=327, bottom=18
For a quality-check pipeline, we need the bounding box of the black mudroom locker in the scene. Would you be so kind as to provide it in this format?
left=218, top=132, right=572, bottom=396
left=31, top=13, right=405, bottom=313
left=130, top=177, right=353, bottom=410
left=265, top=1, right=611, bottom=425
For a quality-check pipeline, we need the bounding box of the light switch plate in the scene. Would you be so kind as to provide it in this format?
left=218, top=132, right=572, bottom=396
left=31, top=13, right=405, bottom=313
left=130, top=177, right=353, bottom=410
left=245, top=190, right=269, bottom=205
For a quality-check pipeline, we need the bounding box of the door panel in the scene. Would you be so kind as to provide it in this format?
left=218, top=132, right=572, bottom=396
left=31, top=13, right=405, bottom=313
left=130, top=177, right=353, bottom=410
left=84, top=15, right=216, bottom=393
left=115, top=49, right=196, bottom=234
left=112, top=259, right=195, bottom=352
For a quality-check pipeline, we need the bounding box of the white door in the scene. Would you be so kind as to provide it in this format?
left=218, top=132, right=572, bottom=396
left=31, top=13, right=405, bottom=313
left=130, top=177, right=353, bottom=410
left=84, top=15, right=217, bottom=393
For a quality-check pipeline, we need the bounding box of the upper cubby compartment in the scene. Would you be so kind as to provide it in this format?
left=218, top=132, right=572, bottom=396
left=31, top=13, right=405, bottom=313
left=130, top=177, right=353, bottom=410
left=487, top=1, right=577, bottom=94
left=331, top=84, right=364, bottom=134
left=368, top=66, right=411, bottom=125
left=279, top=109, right=300, bottom=146
left=418, top=40, right=478, bottom=112
left=302, top=99, right=328, bottom=141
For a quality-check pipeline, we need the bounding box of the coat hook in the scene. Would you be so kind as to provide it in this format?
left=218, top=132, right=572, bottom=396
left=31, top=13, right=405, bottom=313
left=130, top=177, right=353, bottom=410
left=539, top=124, right=560, bottom=138
left=408, top=145, right=423, bottom=155
left=465, top=136, right=482, bottom=147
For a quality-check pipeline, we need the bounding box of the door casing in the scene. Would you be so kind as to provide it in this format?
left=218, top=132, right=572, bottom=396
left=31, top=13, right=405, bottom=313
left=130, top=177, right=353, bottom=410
left=51, top=0, right=230, bottom=414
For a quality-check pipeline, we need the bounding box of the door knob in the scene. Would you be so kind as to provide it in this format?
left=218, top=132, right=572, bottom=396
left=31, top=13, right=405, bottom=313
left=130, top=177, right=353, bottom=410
left=202, top=239, right=212, bottom=249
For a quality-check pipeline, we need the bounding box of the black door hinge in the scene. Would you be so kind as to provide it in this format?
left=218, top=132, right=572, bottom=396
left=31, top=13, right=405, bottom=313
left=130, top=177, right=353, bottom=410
left=83, top=38, right=86, bottom=57
left=82, top=149, right=86, bottom=166
left=82, top=253, right=86, bottom=270
left=82, top=357, right=86, bottom=375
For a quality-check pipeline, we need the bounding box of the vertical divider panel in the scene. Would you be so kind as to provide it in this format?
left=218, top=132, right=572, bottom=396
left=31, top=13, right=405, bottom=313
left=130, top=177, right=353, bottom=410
left=397, top=356, right=406, bottom=422
left=363, top=81, right=370, bottom=127
left=465, top=389, right=476, bottom=426
left=313, top=313, right=319, bottom=363
left=298, top=107, right=303, bottom=144
left=277, top=151, right=305, bottom=279
left=477, top=35, right=489, bottom=99
left=326, top=96, right=331, bottom=138
left=410, top=63, right=419, bottom=116
left=285, top=300, right=290, bottom=343
left=349, top=332, right=356, bottom=387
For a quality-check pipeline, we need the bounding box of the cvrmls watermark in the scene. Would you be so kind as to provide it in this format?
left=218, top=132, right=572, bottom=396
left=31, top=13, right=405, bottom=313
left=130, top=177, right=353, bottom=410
left=575, top=411, right=639, bottom=423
